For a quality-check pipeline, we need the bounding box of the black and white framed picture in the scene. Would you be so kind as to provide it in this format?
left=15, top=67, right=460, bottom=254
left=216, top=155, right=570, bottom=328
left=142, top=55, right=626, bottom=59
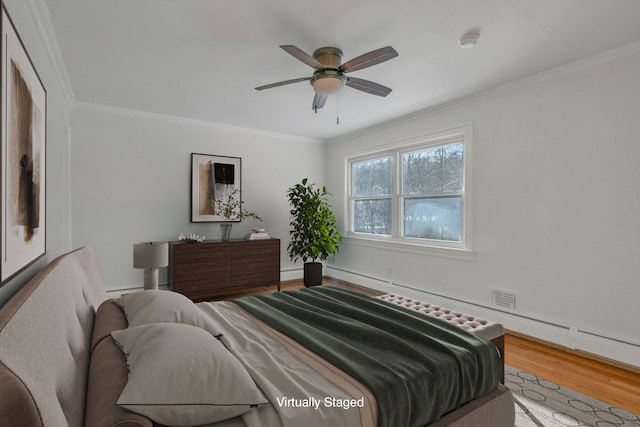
left=0, top=4, right=46, bottom=285
left=190, top=153, right=242, bottom=222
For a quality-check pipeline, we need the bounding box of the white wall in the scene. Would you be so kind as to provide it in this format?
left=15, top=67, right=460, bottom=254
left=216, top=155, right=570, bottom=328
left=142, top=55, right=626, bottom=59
left=326, top=50, right=640, bottom=366
left=71, top=107, right=325, bottom=293
left=0, top=0, right=72, bottom=306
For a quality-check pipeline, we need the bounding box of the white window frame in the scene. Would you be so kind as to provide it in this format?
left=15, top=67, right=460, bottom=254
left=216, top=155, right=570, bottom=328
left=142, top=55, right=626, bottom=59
left=346, top=124, right=473, bottom=256
left=349, top=152, right=395, bottom=236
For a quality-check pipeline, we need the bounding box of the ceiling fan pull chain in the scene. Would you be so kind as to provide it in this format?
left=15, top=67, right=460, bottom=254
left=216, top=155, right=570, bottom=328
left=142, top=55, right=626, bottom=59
left=336, top=93, right=340, bottom=125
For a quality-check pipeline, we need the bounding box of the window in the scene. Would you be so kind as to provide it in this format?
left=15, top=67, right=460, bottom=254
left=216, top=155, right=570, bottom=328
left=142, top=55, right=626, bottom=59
left=351, top=156, right=392, bottom=235
left=402, top=143, right=463, bottom=242
left=348, top=128, right=470, bottom=250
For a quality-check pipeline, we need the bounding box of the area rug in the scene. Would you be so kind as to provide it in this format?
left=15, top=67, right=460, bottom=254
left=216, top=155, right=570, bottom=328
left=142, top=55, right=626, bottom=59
left=505, top=366, right=640, bottom=426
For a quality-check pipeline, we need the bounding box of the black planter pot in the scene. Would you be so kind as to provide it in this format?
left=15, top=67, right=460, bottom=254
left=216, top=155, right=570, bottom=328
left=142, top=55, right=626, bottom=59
left=303, top=262, right=323, bottom=287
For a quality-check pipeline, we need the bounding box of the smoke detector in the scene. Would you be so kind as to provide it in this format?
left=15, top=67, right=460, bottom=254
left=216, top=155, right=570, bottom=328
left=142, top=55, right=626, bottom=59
left=459, top=33, right=480, bottom=48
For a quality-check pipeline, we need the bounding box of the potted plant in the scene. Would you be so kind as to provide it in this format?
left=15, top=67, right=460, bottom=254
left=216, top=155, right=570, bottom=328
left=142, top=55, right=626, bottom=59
left=209, top=189, right=261, bottom=241
left=286, top=178, right=342, bottom=287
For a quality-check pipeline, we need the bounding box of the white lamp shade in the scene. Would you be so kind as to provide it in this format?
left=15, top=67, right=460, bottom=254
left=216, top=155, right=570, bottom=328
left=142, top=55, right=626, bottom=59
left=133, top=242, right=169, bottom=269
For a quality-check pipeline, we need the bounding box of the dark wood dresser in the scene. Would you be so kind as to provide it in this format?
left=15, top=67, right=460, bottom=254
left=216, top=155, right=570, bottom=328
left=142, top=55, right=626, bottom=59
left=168, top=239, right=280, bottom=301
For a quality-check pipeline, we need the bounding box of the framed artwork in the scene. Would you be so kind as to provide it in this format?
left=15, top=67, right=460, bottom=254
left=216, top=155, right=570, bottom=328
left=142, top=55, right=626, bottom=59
left=0, top=5, right=46, bottom=285
left=190, top=153, right=242, bottom=222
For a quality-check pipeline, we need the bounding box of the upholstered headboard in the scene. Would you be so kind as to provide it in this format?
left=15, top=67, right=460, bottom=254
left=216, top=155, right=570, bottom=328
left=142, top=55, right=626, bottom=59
left=0, top=247, right=107, bottom=427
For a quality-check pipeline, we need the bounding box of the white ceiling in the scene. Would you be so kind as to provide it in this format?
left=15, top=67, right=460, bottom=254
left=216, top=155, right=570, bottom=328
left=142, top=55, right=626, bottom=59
left=44, top=0, right=640, bottom=140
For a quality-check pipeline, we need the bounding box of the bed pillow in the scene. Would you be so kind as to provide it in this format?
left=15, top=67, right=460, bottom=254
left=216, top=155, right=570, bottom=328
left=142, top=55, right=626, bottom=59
left=111, top=323, right=267, bottom=426
left=113, top=290, right=222, bottom=337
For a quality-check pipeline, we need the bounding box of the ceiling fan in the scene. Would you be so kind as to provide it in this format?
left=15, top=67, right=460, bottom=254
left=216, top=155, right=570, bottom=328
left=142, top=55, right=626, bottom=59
left=255, top=45, right=398, bottom=112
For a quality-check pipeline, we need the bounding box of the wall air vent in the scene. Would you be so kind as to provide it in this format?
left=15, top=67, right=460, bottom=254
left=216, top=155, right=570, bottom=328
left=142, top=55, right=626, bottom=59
left=491, top=288, right=517, bottom=310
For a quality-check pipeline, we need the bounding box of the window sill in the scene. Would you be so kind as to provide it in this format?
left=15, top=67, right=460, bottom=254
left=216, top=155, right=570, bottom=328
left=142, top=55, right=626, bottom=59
left=342, top=234, right=476, bottom=261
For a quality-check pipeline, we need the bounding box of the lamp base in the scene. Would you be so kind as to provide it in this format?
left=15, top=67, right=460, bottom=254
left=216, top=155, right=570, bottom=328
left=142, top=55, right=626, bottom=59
left=143, top=268, right=159, bottom=290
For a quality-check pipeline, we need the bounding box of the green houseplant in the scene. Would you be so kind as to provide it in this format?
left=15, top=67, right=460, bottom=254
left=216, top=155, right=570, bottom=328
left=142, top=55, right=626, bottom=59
left=286, top=178, right=342, bottom=287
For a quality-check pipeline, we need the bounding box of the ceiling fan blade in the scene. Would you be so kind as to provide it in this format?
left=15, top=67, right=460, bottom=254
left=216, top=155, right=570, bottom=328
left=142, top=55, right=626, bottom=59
left=346, top=77, right=392, bottom=97
left=255, top=77, right=311, bottom=91
left=280, top=45, right=323, bottom=69
left=340, top=46, right=398, bottom=73
left=312, top=92, right=327, bottom=111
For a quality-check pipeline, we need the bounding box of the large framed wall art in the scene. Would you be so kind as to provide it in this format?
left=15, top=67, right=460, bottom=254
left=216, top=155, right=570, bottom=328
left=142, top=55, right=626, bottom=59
left=190, top=153, right=242, bottom=222
left=0, top=5, right=46, bottom=285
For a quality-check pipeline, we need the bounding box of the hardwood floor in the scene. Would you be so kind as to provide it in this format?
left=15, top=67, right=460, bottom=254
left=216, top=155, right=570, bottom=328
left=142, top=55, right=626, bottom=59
left=505, top=332, right=640, bottom=415
left=213, top=278, right=640, bottom=415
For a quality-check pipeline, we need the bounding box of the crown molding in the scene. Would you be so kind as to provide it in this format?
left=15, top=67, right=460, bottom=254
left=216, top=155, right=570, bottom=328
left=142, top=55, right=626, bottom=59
left=327, top=39, right=640, bottom=145
left=27, top=0, right=76, bottom=105
left=73, top=102, right=325, bottom=145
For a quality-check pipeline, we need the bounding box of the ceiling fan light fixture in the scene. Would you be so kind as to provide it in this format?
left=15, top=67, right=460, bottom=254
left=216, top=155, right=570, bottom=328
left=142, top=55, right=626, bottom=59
left=311, top=71, right=346, bottom=94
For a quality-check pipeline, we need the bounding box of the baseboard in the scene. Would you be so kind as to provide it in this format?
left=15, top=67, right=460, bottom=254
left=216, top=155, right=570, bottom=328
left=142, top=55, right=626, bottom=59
left=326, top=266, right=640, bottom=369
left=280, top=268, right=303, bottom=282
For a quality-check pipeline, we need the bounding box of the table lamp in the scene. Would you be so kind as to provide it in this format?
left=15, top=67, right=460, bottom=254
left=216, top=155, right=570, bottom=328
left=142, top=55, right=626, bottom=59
left=133, top=242, right=169, bottom=290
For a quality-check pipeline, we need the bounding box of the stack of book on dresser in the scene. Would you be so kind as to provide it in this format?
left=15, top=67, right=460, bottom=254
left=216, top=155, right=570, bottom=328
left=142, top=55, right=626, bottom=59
left=245, top=228, right=270, bottom=240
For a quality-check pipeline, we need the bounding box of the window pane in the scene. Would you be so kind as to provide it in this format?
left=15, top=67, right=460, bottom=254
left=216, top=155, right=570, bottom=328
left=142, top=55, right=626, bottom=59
left=352, top=156, right=392, bottom=197
left=403, top=196, right=462, bottom=241
left=353, top=199, right=392, bottom=235
left=403, top=143, right=463, bottom=194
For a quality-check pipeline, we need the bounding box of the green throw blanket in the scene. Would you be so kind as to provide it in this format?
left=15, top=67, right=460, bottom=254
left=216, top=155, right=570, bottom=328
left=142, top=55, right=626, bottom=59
left=233, top=287, right=501, bottom=427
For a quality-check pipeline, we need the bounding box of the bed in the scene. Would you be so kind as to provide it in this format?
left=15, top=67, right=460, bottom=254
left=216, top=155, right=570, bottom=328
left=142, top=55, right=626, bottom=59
left=0, top=247, right=514, bottom=427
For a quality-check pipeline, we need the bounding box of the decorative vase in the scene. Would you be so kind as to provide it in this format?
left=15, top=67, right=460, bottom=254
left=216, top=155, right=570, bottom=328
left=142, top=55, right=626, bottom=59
left=220, top=223, right=232, bottom=241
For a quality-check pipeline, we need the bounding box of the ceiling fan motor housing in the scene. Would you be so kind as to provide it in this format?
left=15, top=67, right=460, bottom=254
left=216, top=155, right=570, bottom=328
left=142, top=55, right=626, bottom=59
left=313, top=47, right=343, bottom=67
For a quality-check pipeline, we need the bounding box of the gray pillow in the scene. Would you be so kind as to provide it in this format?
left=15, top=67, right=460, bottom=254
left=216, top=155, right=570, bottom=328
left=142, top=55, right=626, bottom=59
left=111, top=323, right=267, bottom=426
left=114, top=290, right=222, bottom=337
